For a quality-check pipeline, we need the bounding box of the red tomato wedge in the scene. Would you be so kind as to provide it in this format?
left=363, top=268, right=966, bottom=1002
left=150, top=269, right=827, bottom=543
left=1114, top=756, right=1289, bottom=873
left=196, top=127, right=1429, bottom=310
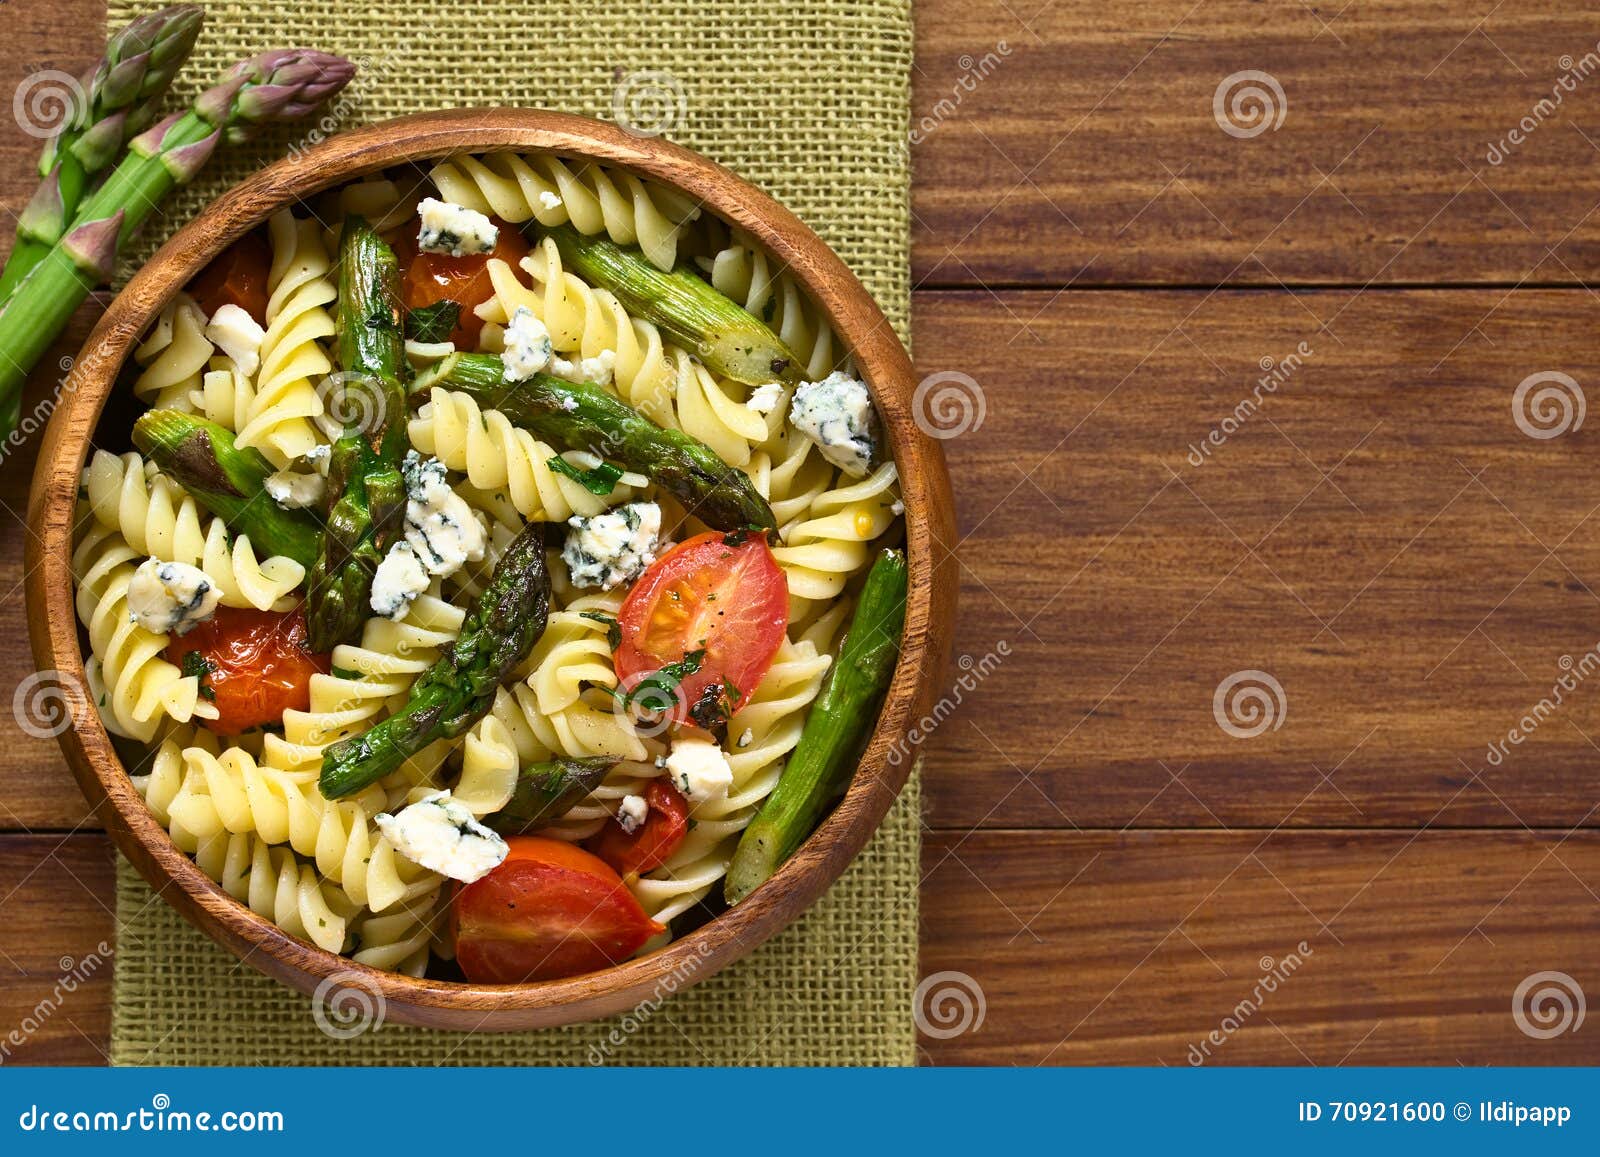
left=452, top=837, right=665, bottom=983
left=586, top=779, right=690, bottom=876
left=166, top=606, right=330, bottom=735
left=189, top=230, right=272, bottom=326
left=613, top=531, right=788, bottom=725
left=392, top=219, right=529, bottom=348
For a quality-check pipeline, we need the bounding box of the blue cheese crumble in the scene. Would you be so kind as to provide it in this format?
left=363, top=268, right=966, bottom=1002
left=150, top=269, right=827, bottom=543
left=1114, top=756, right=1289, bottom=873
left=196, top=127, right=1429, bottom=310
left=790, top=371, right=878, bottom=478
left=664, top=736, right=733, bottom=804
left=264, top=467, right=325, bottom=509
left=500, top=306, right=553, bottom=382
left=562, top=502, right=661, bottom=590
left=416, top=197, right=498, bottom=257
left=550, top=349, right=616, bottom=387
left=375, top=790, right=508, bottom=883
left=617, top=793, right=648, bottom=834
left=370, top=541, right=430, bottom=620
left=402, top=451, right=487, bottom=579
left=126, top=559, right=220, bottom=635
left=746, top=381, right=785, bottom=415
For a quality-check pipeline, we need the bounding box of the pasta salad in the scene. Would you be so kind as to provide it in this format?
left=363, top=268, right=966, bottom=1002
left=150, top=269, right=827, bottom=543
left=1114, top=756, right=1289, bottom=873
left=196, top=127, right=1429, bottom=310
left=74, top=154, right=907, bottom=983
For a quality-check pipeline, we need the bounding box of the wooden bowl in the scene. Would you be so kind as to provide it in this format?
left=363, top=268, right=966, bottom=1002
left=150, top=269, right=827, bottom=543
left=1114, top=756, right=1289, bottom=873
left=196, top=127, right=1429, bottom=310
left=26, top=109, right=956, bottom=1030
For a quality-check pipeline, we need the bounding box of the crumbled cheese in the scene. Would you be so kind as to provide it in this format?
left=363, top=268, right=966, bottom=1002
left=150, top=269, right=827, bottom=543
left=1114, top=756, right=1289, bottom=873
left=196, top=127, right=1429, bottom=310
left=891, top=499, right=905, bottom=516
left=538, top=190, right=563, bottom=212
left=549, top=349, right=617, bottom=387
left=790, top=371, right=878, bottom=478
left=746, top=382, right=785, bottom=415
left=126, top=559, right=220, bottom=635
left=302, top=443, right=332, bottom=466
left=204, top=303, right=266, bottom=379
left=617, top=793, right=649, bottom=835
left=401, top=451, right=487, bottom=578
left=370, top=541, right=430, bottom=620
left=375, top=790, right=508, bottom=883
left=560, top=396, right=579, bottom=412
left=737, top=727, right=754, bottom=748
left=664, top=736, right=734, bottom=804
left=416, top=197, right=499, bottom=257
left=500, top=306, right=553, bottom=382
left=562, top=502, right=661, bottom=590
left=263, top=468, right=325, bottom=509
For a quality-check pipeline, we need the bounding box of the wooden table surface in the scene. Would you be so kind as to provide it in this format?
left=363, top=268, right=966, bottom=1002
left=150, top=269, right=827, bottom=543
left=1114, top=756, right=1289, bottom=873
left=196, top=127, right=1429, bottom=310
left=2, top=0, right=1598, bottom=1065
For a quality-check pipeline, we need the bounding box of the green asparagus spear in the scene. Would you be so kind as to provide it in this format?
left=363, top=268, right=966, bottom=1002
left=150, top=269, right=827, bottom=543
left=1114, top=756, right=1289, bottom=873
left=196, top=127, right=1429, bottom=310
left=0, top=6, right=205, bottom=306
left=319, top=521, right=553, bottom=800
left=0, top=49, right=356, bottom=442
left=412, top=353, right=776, bottom=534
left=725, top=548, right=908, bottom=904
left=305, top=217, right=409, bottom=652
left=545, top=224, right=801, bottom=387
left=483, top=757, right=618, bottom=834
left=131, top=409, right=321, bottom=568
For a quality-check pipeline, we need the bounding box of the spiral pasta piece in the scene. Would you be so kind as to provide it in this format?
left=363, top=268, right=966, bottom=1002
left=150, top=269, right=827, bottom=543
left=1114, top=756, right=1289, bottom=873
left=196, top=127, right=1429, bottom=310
left=703, top=233, right=844, bottom=380
left=772, top=462, right=900, bottom=628
left=131, top=294, right=212, bottom=412
left=191, top=829, right=357, bottom=953
left=235, top=210, right=332, bottom=464
left=82, top=451, right=305, bottom=610
left=430, top=153, right=702, bottom=271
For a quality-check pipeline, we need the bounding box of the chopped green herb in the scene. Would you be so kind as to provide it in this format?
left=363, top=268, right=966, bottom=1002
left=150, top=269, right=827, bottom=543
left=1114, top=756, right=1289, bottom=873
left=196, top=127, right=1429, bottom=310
left=579, top=610, right=623, bottom=651
left=547, top=454, right=626, bottom=496
left=180, top=650, right=217, bottom=701
left=330, top=666, right=362, bottom=680
left=404, top=300, right=462, bottom=343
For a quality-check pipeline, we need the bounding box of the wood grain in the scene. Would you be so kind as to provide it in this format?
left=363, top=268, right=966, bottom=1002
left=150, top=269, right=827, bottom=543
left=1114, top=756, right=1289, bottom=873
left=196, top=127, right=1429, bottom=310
left=919, top=829, right=1600, bottom=1065
left=912, top=0, right=1600, bottom=286
left=916, top=287, right=1600, bottom=830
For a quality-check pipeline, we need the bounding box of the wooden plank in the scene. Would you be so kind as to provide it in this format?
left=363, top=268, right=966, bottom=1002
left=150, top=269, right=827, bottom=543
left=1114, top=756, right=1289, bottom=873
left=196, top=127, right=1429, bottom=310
left=0, top=835, right=114, bottom=1065
left=916, top=287, right=1600, bottom=829
left=912, top=0, right=1600, bottom=286
left=920, top=829, right=1600, bottom=1065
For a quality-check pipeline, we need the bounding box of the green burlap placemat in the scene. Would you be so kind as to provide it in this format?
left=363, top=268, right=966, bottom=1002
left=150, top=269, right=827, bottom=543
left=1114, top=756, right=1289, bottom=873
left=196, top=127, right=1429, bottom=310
left=106, top=0, right=917, bottom=1066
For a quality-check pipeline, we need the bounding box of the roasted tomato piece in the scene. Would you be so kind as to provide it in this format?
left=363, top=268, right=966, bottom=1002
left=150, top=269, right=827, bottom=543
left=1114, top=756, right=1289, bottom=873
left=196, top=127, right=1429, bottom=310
left=166, top=606, right=330, bottom=734
left=188, top=230, right=272, bottom=326
left=393, top=218, right=529, bottom=348
left=585, top=779, right=690, bottom=876
left=452, top=837, right=664, bottom=983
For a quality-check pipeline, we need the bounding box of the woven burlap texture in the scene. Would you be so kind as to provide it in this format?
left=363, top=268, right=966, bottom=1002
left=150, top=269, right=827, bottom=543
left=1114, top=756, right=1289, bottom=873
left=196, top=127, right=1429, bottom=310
left=106, top=0, right=916, bottom=1066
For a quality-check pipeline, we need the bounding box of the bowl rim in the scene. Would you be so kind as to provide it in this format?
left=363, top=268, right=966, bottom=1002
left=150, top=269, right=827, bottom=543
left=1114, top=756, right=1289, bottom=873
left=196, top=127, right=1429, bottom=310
left=26, top=107, right=957, bottom=1031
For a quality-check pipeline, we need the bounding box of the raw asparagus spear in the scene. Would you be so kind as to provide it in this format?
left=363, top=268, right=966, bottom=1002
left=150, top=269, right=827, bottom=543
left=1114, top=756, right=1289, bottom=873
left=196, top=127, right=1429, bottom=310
left=483, top=757, right=618, bottom=834
left=412, top=353, right=776, bottom=533
left=319, top=521, right=552, bottom=800
left=0, top=49, right=356, bottom=442
left=724, top=548, right=908, bottom=904
left=0, top=6, right=205, bottom=305
left=131, top=409, right=320, bottom=568
left=545, top=224, right=801, bottom=387
left=304, top=217, right=409, bottom=652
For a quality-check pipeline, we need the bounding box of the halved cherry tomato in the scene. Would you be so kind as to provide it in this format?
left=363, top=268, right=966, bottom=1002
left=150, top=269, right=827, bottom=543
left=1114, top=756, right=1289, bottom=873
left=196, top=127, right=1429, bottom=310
left=586, top=780, right=690, bottom=876
left=188, top=230, right=272, bottom=326
left=614, top=531, right=788, bottom=725
left=165, top=606, right=330, bottom=735
left=452, top=836, right=665, bottom=983
left=392, top=219, right=529, bottom=348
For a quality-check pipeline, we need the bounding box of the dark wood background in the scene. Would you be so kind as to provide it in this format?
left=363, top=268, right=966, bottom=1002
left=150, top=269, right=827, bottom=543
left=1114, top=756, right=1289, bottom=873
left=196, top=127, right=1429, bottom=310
left=2, top=0, right=1598, bottom=1064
